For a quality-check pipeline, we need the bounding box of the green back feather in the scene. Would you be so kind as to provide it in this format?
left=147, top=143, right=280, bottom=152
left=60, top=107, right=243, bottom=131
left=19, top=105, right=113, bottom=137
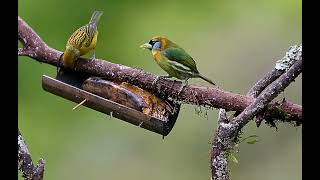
left=162, top=47, right=199, bottom=73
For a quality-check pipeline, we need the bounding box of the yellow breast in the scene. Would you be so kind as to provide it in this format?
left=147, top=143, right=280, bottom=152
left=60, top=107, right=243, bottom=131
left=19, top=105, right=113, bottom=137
left=79, top=31, right=98, bottom=55
left=63, top=48, right=77, bottom=68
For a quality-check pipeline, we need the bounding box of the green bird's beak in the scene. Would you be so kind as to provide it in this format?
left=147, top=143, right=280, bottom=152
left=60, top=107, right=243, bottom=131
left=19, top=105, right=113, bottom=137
left=140, top=43, right=152, bottom=50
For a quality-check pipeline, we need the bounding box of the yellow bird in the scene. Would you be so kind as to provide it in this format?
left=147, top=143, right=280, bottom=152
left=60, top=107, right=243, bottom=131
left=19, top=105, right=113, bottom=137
left=62, top=11, right=103, bottom=68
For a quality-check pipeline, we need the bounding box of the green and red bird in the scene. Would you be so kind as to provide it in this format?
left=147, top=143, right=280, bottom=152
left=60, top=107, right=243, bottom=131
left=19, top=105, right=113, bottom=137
left=140, top=36, right=216, bottom=86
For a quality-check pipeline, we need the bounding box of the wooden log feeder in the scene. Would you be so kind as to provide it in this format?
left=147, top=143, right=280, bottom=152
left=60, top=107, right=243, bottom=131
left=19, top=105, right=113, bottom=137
left=42, top=69, right=181, bottom=137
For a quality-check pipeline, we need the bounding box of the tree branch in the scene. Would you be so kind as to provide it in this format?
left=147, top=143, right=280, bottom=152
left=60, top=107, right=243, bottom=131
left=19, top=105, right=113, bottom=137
left=247, top=45, right=301, bottom=98
left=18, top=129, right=45, bottom=180
left=18, top=16, right=301, bottom=125
left=246, top=45, right=302, bottom=126
left=210, top=109, right=233, bottom=180
left=210, top=52, right=302, bottom=180
left=233, top=58, right=302, bottom=128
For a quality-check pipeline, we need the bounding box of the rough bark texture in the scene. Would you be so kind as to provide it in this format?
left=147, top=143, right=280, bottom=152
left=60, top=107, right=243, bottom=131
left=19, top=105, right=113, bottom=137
left=18, top=16, right=302, bottom=125
left=18, top=129, right=45, bottom=180
left=18, top=16, right=302, bottom=180
left=210, top=45, right=302, bottom=180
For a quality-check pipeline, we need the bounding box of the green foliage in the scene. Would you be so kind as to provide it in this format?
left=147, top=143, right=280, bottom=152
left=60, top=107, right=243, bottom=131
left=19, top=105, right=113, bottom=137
left=228, top=135, right=259, bottom=164
left=242, top=135, right=260, bottom=144
left=228, top=152, right=239, bottom=164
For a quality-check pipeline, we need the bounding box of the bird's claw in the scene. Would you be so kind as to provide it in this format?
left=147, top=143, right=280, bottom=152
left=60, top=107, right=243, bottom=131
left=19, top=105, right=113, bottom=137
left=57, top=53, right=64, bottom=74
left=152, top=76, right=160, bottom=86
left=169, top=80, right=176, bottom=90
left=91, top=50, right=96, bottom=61
left=177, top=80, right=188, bottom=96
left=152, top=75, right=171, bottom=87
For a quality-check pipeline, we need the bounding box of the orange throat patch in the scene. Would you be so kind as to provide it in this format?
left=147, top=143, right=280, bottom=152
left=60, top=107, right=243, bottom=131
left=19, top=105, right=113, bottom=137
left=152, top=51, right=161, bottom=62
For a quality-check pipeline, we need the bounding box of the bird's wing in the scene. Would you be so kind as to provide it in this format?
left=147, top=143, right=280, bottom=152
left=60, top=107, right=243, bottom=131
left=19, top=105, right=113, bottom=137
left=162, top=47, right=199, bottom=73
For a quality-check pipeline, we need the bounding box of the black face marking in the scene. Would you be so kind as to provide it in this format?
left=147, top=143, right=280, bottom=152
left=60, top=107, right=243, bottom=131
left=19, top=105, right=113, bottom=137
left=148, top=39, right=158, bottom=47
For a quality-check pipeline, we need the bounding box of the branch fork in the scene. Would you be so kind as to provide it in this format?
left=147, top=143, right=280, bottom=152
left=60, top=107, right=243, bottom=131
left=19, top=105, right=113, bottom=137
left=18, top=16, right=302, bottom=125
left=17, top=16, right=302, bottom=180
left=210, top=45, right=302, bottom=180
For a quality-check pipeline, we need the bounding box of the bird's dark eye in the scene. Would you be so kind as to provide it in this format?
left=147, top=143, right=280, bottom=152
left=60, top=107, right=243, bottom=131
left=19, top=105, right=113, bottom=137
left=149, top=40, right=157, bottom=46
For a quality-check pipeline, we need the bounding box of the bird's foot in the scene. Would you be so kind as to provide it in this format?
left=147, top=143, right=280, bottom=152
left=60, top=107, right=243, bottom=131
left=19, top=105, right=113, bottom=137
left=169, top=80, right=176, bottom=91
left=57, top=53, right=64, bottom=74
left=152, top=75, right=171, bottom=87
left=152, top=76, right=160, bottom=86
left=72, top=60, right=78, bottom=71
left=91, top=50, right=96, bottom=61
left=177, top=80, right=188, bottom=97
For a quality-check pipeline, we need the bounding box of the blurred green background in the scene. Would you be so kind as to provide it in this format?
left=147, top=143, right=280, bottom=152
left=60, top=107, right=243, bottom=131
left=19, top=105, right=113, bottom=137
left=18, top=0, right=301, bottom=180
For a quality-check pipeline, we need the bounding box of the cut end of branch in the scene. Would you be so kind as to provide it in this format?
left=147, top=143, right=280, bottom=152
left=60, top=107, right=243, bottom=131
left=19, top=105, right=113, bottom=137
left=18, top=129, right=45, bottom=180
left=18, top=48, right=30, bottom=56
left=33, top=159, right=45, bottom=180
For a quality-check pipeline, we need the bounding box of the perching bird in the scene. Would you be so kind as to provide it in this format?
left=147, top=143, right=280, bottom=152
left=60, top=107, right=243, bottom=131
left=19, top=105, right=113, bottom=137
left=140, top=36, right=216, bottom=86
left=62, top=11, right=103, bottom=68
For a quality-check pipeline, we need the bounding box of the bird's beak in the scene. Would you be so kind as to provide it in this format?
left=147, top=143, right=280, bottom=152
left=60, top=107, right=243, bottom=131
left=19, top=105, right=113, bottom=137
left=140, top=43, right=152, bottom=50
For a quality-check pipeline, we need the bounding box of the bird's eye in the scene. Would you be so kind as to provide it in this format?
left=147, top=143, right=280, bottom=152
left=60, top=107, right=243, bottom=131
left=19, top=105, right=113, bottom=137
left=149, top=40, right=157, bottom=46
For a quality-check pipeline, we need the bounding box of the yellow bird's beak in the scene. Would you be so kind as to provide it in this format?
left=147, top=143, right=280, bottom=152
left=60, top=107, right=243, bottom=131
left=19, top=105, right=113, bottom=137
left=140, top=43, right=152, bottom=50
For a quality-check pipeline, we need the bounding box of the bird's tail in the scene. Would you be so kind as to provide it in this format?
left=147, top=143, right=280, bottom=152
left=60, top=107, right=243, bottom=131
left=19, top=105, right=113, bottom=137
left=89, top=11, right=103, bottom=26
left=198, top=74, right=216, bottom=86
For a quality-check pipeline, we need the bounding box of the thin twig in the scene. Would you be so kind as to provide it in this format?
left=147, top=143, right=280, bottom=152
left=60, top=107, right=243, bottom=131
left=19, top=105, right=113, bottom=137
left=72, top=99, right=87, bottom=110
left=17, top=16, right=302, bottom=124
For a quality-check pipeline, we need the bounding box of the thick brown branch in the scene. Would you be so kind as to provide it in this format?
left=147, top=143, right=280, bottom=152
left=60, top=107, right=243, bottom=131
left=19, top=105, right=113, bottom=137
left=18, top=129, right=45, bottom=180
left=18, top=16, right=61, bottom=64
left=210, top=109, right=233, bottom=180
left=17, top=16, right=302, bottom=124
